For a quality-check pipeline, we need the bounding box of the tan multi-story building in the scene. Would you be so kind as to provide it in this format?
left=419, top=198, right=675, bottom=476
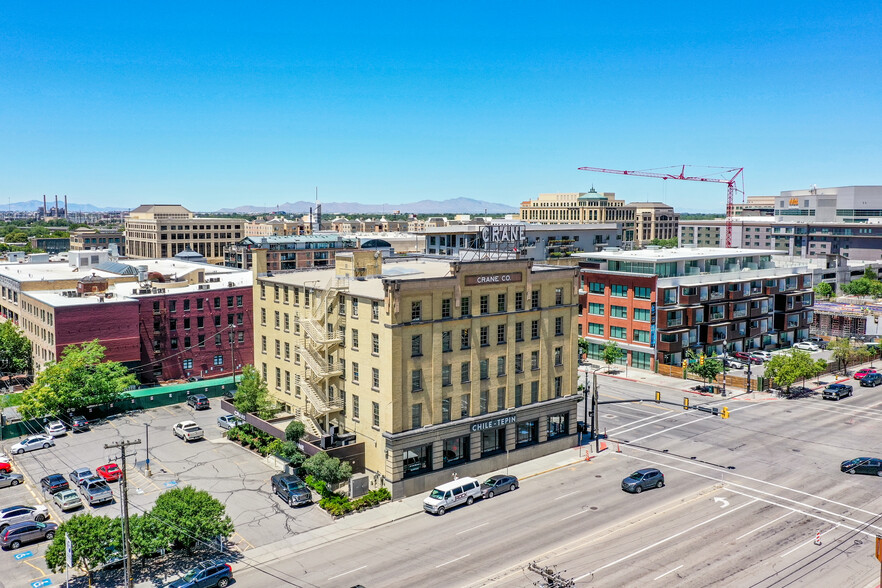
left=69, top=229, right=126, bottom=255
left=519, top=190, right=678, bottom=245
left=124, top=204, right=244, bottom=263
left=253, top=251, right=580, bottom=497
left=244, top=217, right=312, bottom=237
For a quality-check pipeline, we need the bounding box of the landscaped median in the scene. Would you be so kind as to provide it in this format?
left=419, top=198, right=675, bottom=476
left=305, top=476, right=391, bottom=518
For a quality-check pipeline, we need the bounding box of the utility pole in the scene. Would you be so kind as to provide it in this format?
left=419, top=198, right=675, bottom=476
left=592, top=370, right=600, bottom=453
left=105, top=439, right=141, bottom=588
left=527, top=562, right=574, bottom=587
left=230, top=326, right=236, bottom=386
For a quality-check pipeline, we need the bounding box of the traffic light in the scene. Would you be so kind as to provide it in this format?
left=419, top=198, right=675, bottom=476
left=655, top=391, right=661, bottom=404
left=681, top=360, right=688, bottom=370
left=699, top=355, right=705, bottom=366
left=683, top=397, right=689, bottom=410
left=721, top=406, right=730, bottom=419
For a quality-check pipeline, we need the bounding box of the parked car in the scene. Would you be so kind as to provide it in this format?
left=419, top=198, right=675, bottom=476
left=40, top=474, right=70, bottom=494
left=621, top=468, right=665, bottom=494
left=823, top=383, right=854, bottom=400
left=173, top=421, right=204, bottom=442
left=722, top=358, right=745, bottom=370
left=423, top=477, right=482, bottom=515
left=861, top=373, right=882, bottom=387
left=78, top=477, right=114, bottom=506
left=793, top=341, right=820, bottom=352
left=96, top=464, right=122, bottom=482
left=270, top=473, right=312, bottom=507
left=480, top=475, right=519, bottom=499
left=0, top=473, right=23, bottom=489
left=187, top=394, right=210, bottom=410
left=10, top=435, right=55, bottom=454
left=71, top=415, right=90, bottom=433
left=0, top=505, right=49, bottom=531
left=53, top=489, right=83, bottom=512
left=749, top=350, right=773, bottom=362
left=734, top=351, right=763, bottom=365
left=167, top=560, right=233, bottom=588
left=854, top=368, right=877, bottom=380
left=840, top=457, right=882, bottom=476
left=0, top=521, right=57, bottom=550
left=69, top=468, right=94, bottom=487
left=217, top=414, right=244, bottom=430
left=0, top=460, right=10, bottom=474
left=44, top=421, right=67, bottom=437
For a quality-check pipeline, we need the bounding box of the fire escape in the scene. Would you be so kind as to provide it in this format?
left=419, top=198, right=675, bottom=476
left=296, top=278, right=348, bottom=437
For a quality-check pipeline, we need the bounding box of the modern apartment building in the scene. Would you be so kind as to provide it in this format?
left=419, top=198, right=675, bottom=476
left=253, top=251, right=580, bottom=497
left=244, top=217, right=312, bottom=237
left=124, top=204, right=244, bottom=263
left=69, top=229, right=126, bottom=255
left=519, top=190, right=678, bottom=245
left=577, top=247, right=814, bottom=368
left=223, top=235, right=358, bottom=271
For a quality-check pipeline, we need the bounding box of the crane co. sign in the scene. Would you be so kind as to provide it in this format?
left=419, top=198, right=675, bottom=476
left=480, top=224, right=527, bottom=244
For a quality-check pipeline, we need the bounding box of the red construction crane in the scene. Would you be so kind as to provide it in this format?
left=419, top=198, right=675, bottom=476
left=578, top=165, right=744, bottom=248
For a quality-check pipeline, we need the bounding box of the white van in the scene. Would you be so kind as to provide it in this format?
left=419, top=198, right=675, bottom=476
left=423, top=477, right=482, bottom=515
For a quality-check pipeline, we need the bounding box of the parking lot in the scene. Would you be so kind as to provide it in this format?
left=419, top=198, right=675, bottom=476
left=0, top=401, right=331, bottom=587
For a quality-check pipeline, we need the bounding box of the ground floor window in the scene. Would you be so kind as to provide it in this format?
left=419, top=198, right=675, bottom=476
left=547, top=413, right=569, bottom=440
left=632, top=351, right=652, bottom=370
left=403, top=444, right=432, bottom=478
left=443, top=435, right=470, bottom=467
left=516, top=420, right=539, bottom=447
left=481, top=428, right=506, bottom=457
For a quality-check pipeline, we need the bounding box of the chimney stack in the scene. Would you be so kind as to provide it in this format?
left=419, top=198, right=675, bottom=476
left=55, top=195, right=59, bottom=218
left=43, top=195, right=47, bottom=216
left=64, top=195, right=68, bottom=219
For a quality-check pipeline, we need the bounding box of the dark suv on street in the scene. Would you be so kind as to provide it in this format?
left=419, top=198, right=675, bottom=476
left=621, top=468, right=665, bottom=493
left=187, top=394, right=210, bottom=410
left=860, top=373, right=882, bottom=387
left=270, top=473, right=312, bottom=507
left=40, top=473, right=70, bottom=494
left=0, top=521, right=57, bottom=550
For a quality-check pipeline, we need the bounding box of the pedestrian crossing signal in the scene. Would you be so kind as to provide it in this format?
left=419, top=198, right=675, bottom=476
left=721, top=406, right=730, bottom=419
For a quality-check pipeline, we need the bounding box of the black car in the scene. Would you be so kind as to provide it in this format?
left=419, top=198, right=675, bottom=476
left=167, top=560, right=232, bottom=588
left=480, top=475, right=519, bottom=499
left=860, top=373, right=882, bottom=387
left=70, top=415, right=90, bottom=432
left=622, top=468, right=665, bottom=493
left=840, top=457, right=882, bottom=476
left=187, top=394, right=210, bottom=410
left=270, top=473, right=312, bottom=507
left=40, top=474, right=69, bottom=494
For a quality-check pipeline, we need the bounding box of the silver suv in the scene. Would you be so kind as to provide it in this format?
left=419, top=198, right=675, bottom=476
left=0, top=521, right=57, bottom=550
left=0, top=506, right=49, bottom=531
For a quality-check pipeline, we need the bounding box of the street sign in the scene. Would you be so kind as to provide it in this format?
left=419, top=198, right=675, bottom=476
left=164, top=480, right=178, bottom=488
left=65, top=532, right=73, bottom=568
left=876, top=534, right=882, bottom=562
left=31, top=579, right=51, bottom=588
left=14, top=551, right=33, bottom=560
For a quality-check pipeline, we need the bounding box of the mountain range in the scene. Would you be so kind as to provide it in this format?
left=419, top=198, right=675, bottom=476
left=214, top=198, right=519, bottom=215
left=0, top=200, right=122, bottom=212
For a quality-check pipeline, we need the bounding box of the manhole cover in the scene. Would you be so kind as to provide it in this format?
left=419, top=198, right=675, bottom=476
left=792, top=448, right=801, bottom=452
left=595, top=475, right=602, bottom=478
left=589, top=506, right=598, bottom=510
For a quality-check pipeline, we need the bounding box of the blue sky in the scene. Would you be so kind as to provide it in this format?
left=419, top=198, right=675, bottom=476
left=1, top=3, right=880, bottom=212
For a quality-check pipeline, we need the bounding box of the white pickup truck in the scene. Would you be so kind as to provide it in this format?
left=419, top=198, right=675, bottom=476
left=173, top=420, right=204, bottom=442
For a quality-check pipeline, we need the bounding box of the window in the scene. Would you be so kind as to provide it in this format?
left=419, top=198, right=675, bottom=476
left=634, top=307, right=651, bottom=322
left=531, top=290, right=540, bottom=309
left=531, top=350, right=539, bottom=371
left=372, top=333, right=380, bottom=354
left=480, top=295, right=489, bottom=314
left=610, top=305, right=627, bottom=318
left=284, top=342, right=290, bottom=360
left=442, top=398, right=451, bottom=423
left=497, top=293, right=506, bottom=312
left=515, top=292, right=524, bottom=311
left=371, top=301, right=379, bottom=321
left=480, top=326, right=489, bottom=346
left=213, top=355, right=223, bottom=366
left=237, top=295, right=243, bottom=307
left=170, top=337, right=178, bottom=349
left=611, top=284, right=628, bottom=297
left=444, top=436, right=469, bottom=467
left=403, top=444, right=432, bottom=477
left=480, top=390, right=489, bottom=414
left=555, top=317, right=563, bottom=336
left=351, top=298, right=359, bottom=318
left=554, top=376, right=562, bottom=397
left=531, top=380, right=539, bottom=403
left=588, top=302, right=604, bottom=315
left=352, top=329, right=359, bottom=349
left=411, top=369, right=423, bottom=392
left=274, top=311, right=280, bottom=329
left=461, top=296, right=471, bottom=317
left=514, top=384, right=523, bottom=407
left=261, top=336, right=267, bottom=353
left=610, top=326, right=627, bottom=340
left=497, top=387, right=506, bottom=410
left=442, top=331, right=452, bottom=352
left=461, top=361, right=471, bottom=383
left=441, top=298, right=451, bottom=319
left=184, top=336, right=191, bottom=348
left=214, top=315, right=221, bottom=328
left=554, top=347, right=563, bottom=366
left=183, top=359, right=193, bottom=370
left=372, top=401, right=379, bottom=427
left=353, top=395, right=360, bottom=418
left=183, top=299, right=190, bottom=312
left=460, top=394, right=470, bottom=418
left=442, top=364, right=451, bottom=386
left=169, top=300, right=176, bottom=313
left=196, top=298, right=203, bottom=310
left=411, top=404, right=422, bottom=429
left=482, top=428, right=505, bottom=456
left=548, top=413, right=569, bottom=440
left=480, top=359, right=489, bottom=380
left=461, top=328, right=471, bottom=349
left=497, top=356, right=506, bottom=376
left=214, top=297, right=221, bottom=309
left=531, top=320, right=540, bottom=339
left=352, top=362, right=359, bottom=383
left=372, top=368, right=380, bottom=390
left=227, top=296, right=234, bottom=308
left=170, top=319, right=177, bottom=330
left=274, top=339, right=280, bottom=356
left=497, top=324, right=506, bottom=344
left=515, top=353, right=523, bottom=373
left=633, top=329, right=650, bottom=343
left=555, top=287, right=563, bottom=305
left=411, top=334, right=421, bottom=356
left=515, top=322, right=524, bottom=341
left=260, top=308, right=266, bottom=326
left=411, top=300, right=422, bottom=321
left=517, top=420, right=538, bottom=447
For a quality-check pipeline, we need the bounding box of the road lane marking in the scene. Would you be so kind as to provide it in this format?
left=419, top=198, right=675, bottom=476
left=574, top=499, right=758, bottom=580
left=436, top=554, right=470, bottom=568
left=554, top=491, right=579, bottom=501
left=560, top=510, right=590, bottom=521
left=627, top=403, right=762, bottom=443
left=608, top=412, right=677, bottom=433
left=327, top=565, right=366, bottom=581
left=735, top=512, right=794, bottom=540
left=653, top=564, right=683, bottom=581
left=779, top=525, right=839, bottom=557
left=797, top=403, right=882, bottom=422
left=457, top=522, right=487, bottom=535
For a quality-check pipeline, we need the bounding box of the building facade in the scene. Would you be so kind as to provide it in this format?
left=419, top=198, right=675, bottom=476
left=253, top=251, right=580, bottom=497
left=27, top=237, right=70, bottom=254
left=223, top=235, right=358, bottom=271
left=577, top=248, right=814, bottom=368
left=124, top=204, right=244, bottom=263
left=69, top=229, right=126, bottom=255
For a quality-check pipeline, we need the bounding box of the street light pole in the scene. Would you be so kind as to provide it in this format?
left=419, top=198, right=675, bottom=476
left=722, top=337, right=727, bottom=397
left=593, top=369, right=600, bottom=453
left=145, top=424, right=151, bottom=477
left=230, top=326, right=236, bottom=386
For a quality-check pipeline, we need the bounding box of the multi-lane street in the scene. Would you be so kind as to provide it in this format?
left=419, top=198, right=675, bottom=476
left=233, top=374, right=882, bottom=588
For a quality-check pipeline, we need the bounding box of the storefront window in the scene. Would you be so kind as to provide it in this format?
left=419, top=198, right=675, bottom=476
left=443, top=436, right=470, bottom=467
left=516, top=420, right=538, bottom=447
left=547, top=413, right=569, bottom=440
left=402, top=444, right=432, bottom=478
left=481, top=428, right=506, bottom=457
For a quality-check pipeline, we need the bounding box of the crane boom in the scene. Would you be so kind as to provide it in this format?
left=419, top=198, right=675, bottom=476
left=578, top=165, right=743, bottom=247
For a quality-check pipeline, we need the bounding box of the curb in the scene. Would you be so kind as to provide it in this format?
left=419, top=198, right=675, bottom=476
left=598, top=373, right=639, bottom=382
left=519, top=458, right=586, bottom=481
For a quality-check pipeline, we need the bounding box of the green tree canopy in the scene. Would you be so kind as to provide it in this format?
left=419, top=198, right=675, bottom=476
left=45, top=514, right=121, bottom=577
left=303, top=452, right=353, bottom=486
left=285, top=420, right=305, bottom=443
left=18, top=340, right=136, bottom=419
left=150, top=486, right=234, bottom=552
left=813, top=282, right=834, bottom=299
left=232, top=364, right=279, bottom=419
left=128, top=512, right=171, bottom=559
left=0, top=321, right=32, bottom=374
left=827, top=337, right=865, bottom=373
left=686, top=351, right=724, bottom=384
left=601, top=341, right=623, bottom=370
left=764, top=349, right=818, bottom=390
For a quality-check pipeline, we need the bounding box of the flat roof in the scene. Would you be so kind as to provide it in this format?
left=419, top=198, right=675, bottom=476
left=576, top=247, right=783, bottom=262
left=241, top=234, right=353, bottom=244
left=421, top=223, right=619, bottom=234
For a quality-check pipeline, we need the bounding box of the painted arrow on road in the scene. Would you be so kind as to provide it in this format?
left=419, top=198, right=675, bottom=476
left=714, top=497, right=730, bottom=508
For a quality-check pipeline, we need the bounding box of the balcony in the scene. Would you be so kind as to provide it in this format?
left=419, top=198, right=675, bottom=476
left=656, top=337, right=683, bottom=354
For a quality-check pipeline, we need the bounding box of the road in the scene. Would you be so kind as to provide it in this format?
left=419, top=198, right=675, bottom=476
left=233, top=374, right=882, bottom=588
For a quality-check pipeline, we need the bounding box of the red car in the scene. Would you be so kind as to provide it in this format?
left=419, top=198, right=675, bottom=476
left=734, top=352, right=763, bottom=365
left=0, top=461, right=10, bottom=474
left=95, top=463, right=122, bottom=482
left=853, top=368, right=877, bottom=380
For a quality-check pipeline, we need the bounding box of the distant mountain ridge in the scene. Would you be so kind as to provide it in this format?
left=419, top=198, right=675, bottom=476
left=215, top=198, right=519, bottom=215
left=1, top=199, right=122, bottom=212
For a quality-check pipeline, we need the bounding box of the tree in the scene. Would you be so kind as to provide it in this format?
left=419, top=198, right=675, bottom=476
left=303, top=452, right=353, bottom=486
left=865, top=267, right=878, bottom=281
left=0, top=321, right=32, bottom=374
left=764, top=350, right=818, bottom=392
left=128, top=513, right=170, bottom=560
left=828, top=337, right=862, bottom=374
left=813, top=282, right=834, bottom=299
left=45, top=514, right=120, bottom=580
left=685, top=351, right=724, bottom=384
left=285, top=420, right=306, bottom=443
left=150, top=486, right=234, bottom=553
left=578, top=337, right=590, bottom=359
left=601, top=341, right=623, bottom=371
left=649, top=237, right=678, bottom=248
left=232, top=364, right=279, bottom=419
left=18, top=340, right=136, bottom=419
